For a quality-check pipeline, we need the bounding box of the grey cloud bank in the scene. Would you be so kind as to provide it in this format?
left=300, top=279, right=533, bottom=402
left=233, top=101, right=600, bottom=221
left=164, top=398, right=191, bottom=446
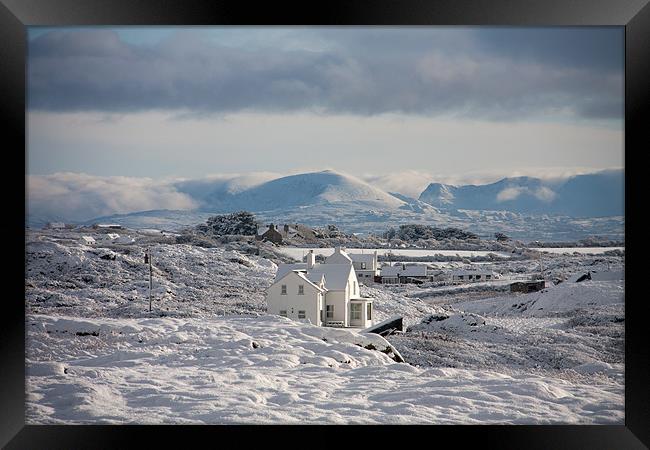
left=28, top=27, right=623, bottom=121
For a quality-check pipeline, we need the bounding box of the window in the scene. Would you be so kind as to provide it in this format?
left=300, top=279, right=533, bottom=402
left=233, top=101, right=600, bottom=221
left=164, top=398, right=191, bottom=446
left=326, top=305, right=334, bottom=319
left=367, top=303, right=372, bottom=320
left=298, top=285, right=304, bottom=295
left=298, top=310, right=306, bottom=319
left=486, top=275, right=491, bottom=279
left=281, top=284, right=287, bottom=295
left=476, top=275, right=481, bottom=280
left=458, top=275, right=464, bottom=280
left=361, top=262, right=366, bottom=270
left=468, top=275, right=473, bottom=279
left=279, top=310, right=287, bottom=317
left=350, top=303, right=361, bottom=321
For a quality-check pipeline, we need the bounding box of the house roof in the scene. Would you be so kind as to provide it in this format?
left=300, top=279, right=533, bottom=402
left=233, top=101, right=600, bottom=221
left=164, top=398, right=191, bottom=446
left=349, top=253, right=376, bottom=263
left=274, top=269, right=325, bottom=293
left=306, top=264, right=354, bottom=291
left=380, top=264, right=428, bottom=277
left=274, top=262, right=353, bottom=291
left=293, top=271, right=326, bottom=292
left=325, top=247, right=353, bottom=264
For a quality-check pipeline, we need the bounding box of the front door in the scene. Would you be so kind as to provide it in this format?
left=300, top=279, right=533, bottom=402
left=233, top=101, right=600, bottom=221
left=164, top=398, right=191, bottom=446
left=350, top=302, right=362, bottom=327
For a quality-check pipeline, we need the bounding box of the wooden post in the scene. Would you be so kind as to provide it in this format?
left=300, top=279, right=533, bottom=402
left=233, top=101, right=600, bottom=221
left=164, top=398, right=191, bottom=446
left=149, top=248, right=153, bottom=312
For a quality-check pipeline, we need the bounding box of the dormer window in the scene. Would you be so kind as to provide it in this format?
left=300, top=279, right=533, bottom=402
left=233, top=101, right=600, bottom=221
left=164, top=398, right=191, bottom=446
left=298, top=285, right=304, bottom=295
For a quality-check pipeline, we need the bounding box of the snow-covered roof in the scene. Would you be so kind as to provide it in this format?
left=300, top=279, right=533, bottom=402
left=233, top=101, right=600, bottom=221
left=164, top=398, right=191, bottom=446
left=275, top=263, right=309, bottom=281
left=306, top=264, right=354, bottom=291
left=325, top=247, right=353, bottom=264
left=349, top=253, right=376, bottom=263
left=274, top=262, right=353, bottom=291
left=380, top=264, right=427, bottom=277
left=294, top=271, right=326, bottom=292
left=273, top=269, right=325, bottom=293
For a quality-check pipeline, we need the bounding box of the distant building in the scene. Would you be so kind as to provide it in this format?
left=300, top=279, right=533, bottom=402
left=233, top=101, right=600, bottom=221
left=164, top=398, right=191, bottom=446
left=450, top=269, right=497, bottom=283
left=510, top=280, right=545, bottom=293
left=45, top=222, right=66, bottom=229
left=81, top=236, right=96, bottom=245
left=93, top=223, right=124, bottom=229
left=259, top=224, right=283, bottom=244
left=380, top=263, right=433, bottom=284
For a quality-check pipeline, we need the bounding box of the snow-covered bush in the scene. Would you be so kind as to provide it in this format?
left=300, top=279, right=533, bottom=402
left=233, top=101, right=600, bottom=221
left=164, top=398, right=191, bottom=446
left=202, top=211, right=258, bottom=236
left=385, top=224, right=479, bottom=242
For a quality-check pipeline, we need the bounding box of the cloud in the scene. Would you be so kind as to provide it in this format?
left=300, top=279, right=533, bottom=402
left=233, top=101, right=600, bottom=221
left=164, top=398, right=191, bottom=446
left=27, top=173, right=199, bottom=223
left=361, top=171, right=435, bottom=199
left=496, top=187, right=526, bottom=202
left=534, top=186, right=557, bottom=202
left=28, top=28, right=623, bottom=121
left=496, top=186, right=558, bottom=203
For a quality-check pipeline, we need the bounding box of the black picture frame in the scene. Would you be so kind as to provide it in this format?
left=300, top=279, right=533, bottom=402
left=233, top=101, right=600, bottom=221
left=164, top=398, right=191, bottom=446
left=2, top=0, right=646, bottom=448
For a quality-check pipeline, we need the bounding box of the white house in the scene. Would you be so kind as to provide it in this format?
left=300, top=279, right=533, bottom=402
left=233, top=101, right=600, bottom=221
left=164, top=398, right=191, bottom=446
left=80, top=236, right=96, bottom=245
left=450, top=269, right=498, bottom=283
left=267, top=248, right=374, bottom=328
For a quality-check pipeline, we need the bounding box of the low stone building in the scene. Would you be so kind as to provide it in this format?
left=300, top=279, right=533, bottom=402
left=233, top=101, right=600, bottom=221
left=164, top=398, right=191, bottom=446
left=510, top=280, right=546, bottom=293
left=258, top=224, right=283, bottom=244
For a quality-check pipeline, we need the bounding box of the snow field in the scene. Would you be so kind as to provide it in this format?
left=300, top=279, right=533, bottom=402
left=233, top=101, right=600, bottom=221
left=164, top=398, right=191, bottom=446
left=26, top=314, right=623, bottom=424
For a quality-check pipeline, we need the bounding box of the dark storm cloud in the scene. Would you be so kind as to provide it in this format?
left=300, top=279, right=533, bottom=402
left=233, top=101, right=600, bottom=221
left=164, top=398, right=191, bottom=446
left=28, top=28, right=623, bottom=120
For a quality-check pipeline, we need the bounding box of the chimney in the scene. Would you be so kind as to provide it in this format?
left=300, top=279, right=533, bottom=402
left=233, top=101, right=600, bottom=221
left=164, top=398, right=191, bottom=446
left=307, top=250, right=315, bottom=269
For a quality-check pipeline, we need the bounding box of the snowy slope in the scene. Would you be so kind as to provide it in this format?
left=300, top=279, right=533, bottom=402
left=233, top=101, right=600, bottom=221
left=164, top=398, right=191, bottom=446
left=215, top=170, right=406, bottom=211
left=26, top=314, right=623, bottom=424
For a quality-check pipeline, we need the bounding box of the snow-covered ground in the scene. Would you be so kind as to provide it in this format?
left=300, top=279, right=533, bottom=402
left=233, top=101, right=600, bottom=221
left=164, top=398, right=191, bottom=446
left=26, top=314, right=622, bottom=424
left=25, top=228, right=625, bottom=424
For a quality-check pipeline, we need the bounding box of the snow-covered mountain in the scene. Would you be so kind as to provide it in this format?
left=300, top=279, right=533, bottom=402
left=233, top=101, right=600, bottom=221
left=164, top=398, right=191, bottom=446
left=193, top=170, right=406, bottom=212
left=418, top=170, right=623, bottom=217
left=27, top=169, right=624, bottom=241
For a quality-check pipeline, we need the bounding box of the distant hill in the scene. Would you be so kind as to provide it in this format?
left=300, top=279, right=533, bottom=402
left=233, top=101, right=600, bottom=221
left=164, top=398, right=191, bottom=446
left=195, top=170, right=406, bottom=212
left=418, top=170, right=623, bottom=217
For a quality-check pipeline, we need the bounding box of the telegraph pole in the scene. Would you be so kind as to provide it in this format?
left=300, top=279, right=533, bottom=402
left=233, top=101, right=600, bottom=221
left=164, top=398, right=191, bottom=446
left=145, top=248, right=153, bottom=312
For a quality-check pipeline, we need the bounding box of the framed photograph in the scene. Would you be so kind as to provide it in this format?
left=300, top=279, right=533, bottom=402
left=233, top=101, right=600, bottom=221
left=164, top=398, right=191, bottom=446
left=2, top=0, right=647, bottom=447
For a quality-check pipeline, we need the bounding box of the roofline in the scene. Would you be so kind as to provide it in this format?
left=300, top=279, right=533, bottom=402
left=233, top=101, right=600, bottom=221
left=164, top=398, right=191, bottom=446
left=273, top=270, right=325, bottom=292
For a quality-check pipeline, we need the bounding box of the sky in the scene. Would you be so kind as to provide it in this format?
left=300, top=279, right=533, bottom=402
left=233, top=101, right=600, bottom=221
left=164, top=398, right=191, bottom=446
left=27, top=26, right=624, bottom=217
